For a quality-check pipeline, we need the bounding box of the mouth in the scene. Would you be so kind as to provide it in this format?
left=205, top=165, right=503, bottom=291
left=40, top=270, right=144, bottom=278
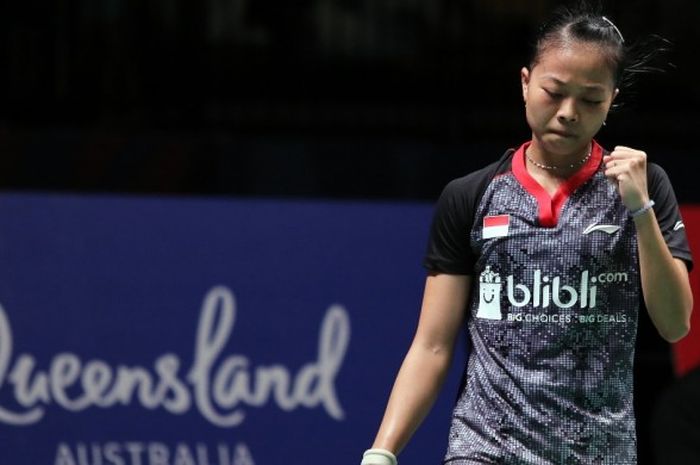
left=549, top=129, right=577, bottom=138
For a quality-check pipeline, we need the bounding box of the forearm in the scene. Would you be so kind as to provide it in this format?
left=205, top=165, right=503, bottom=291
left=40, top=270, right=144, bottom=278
left=371, top=341, right=453, bottom=455
left=635, top=210, right=693, bottom=342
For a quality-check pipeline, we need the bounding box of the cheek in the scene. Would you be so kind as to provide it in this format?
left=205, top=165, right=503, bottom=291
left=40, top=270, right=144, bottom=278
left=588, top=118, right=607, bottom=136
left=583, top=108, right=608, bottom=128
left=524, top=107, right=542, bottom=132
left=525, top=99, right=554, bottom=125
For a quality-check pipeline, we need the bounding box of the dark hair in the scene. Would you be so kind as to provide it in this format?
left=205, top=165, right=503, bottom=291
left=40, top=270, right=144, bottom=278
left=529, top=1, right=671, bottom=110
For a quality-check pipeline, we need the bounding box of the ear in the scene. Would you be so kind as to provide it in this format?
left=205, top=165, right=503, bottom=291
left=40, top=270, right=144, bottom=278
left=520, top=67, right=530, bottom=102
left=607, top=88, right=620, bottom=113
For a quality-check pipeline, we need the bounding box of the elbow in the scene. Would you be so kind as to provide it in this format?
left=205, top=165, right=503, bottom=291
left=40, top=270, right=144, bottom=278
left=413, top=340, right=454, bottom=367
left=660, top=317, right=691, bottom=343
left=660, top=294, right=694, bottom=343
left=421, top=342, right=452, bottom=359
left=663, top=332, right=688, bottom=344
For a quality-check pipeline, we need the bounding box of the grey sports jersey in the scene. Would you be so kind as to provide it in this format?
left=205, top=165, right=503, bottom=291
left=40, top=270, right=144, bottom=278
left=424, top=141, right=693, bottom=465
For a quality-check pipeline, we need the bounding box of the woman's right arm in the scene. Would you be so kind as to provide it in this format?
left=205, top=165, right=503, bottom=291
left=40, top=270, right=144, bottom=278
left=369, top=272, right=472, bottom=457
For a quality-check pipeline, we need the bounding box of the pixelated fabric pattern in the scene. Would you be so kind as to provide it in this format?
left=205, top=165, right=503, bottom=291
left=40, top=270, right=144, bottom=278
left=442, top=143, right=656, bottom=465
left=425, top=141, right=692, bottom=465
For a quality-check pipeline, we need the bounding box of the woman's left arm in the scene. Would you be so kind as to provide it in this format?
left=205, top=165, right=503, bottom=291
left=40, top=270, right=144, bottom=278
left=605, top=146, right=693, bottom=342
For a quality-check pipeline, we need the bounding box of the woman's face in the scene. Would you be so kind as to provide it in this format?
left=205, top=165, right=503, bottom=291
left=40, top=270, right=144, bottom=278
left=521, top=41, right=618, bottom=156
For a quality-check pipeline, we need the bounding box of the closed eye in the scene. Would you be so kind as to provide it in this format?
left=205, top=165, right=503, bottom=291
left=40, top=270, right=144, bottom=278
left=544, top=88, right=605, bottom=105
left=543, top=88, right=562, bottom=99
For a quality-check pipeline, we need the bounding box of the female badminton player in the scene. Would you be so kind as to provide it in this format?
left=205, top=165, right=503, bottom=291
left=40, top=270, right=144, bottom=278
left=361, top=3, right=693, bottom=465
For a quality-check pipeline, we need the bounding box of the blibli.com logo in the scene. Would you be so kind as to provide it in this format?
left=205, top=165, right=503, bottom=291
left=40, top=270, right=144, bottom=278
left=476, top=266, right=628, bottom=320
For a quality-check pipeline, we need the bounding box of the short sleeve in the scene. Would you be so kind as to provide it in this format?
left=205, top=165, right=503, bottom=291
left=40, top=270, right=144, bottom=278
left=648, top=163, right=693, bottom=270
left=423, top=155, right=511, bottom=275
left=423, top=178, right=476, bottom=275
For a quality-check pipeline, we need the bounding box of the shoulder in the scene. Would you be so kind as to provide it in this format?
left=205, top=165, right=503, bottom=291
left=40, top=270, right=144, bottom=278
left=647, top=162, right=671, bottom=183
left=647, top=162, right=678, bottom=196
left=424, top=149, right=514, bottom=274
left=439, top=149, right=514, bottom=202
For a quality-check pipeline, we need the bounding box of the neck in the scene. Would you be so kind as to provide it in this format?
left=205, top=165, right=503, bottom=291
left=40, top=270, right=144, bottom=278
left=525, top=140, right=592, bottom=178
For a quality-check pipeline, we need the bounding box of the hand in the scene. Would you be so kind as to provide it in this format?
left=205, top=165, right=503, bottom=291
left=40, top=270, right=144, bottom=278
left=603, top=146, right=650, bottom=211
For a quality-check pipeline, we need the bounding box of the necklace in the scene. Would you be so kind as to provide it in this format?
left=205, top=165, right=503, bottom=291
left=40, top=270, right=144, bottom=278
left=526, top=146, right=592, bottom=171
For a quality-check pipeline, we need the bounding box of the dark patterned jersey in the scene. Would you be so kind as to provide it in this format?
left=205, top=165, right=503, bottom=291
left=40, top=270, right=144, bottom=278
left=423, top=141, right=693, bottom=465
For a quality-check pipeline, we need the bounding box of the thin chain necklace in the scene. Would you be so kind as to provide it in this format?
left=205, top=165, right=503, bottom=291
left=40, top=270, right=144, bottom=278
left=526, top=145, right=592, bottom=171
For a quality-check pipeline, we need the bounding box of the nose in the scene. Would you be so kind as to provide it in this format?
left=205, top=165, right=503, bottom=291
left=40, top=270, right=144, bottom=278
left=557, top=98, right=579, bottom=123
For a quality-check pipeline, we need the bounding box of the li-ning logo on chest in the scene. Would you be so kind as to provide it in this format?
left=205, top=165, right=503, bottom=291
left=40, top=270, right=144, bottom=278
left=474, top=266, right=627, bottom=320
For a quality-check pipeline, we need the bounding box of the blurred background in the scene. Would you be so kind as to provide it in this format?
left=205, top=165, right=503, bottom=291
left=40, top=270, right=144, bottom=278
left=1, top=1, right=699, bottom=464
left=2, top=0, right=699, bottom=199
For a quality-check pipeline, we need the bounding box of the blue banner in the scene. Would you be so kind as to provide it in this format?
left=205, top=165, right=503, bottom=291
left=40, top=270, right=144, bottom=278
left=0, top=194, right=467, bottom=465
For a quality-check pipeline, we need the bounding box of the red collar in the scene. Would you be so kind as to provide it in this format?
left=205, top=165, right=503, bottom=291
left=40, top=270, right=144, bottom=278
left=511, top=140, right=603, bottom=228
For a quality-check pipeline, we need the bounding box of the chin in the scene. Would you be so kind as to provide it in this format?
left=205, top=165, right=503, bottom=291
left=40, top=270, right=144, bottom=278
left=541, top=134, right=586, bottom=155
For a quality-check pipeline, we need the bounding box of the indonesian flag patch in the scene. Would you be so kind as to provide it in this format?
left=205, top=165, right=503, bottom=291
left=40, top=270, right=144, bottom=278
left=482, top=215, right=510, bottom=239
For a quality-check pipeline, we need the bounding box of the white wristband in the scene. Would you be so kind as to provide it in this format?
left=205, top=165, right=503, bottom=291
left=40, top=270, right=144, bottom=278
left=361, top=448, right=398, bottom=465
left=630, top=200, right=655, bottom=218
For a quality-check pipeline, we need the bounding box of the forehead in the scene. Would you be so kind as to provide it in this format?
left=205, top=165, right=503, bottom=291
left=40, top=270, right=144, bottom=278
left=532, top=42, right=616, bottom=91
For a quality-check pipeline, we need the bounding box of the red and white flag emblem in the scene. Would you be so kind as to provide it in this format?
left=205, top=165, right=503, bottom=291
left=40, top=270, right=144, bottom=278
left=482, top=215, right=510, bottom=239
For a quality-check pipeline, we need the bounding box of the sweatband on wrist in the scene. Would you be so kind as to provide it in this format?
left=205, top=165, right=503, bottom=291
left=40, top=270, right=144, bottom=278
left=361, top=448, right=398, bottom=465
left=630, top=200, right=655, bottom=218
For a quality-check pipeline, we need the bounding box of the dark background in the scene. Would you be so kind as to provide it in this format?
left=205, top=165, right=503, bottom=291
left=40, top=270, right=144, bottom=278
left=1, top=1, right=698, bottom=463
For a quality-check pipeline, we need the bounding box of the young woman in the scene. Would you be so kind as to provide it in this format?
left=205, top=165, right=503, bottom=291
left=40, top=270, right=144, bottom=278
left=362, top=4, right=693, bottom=465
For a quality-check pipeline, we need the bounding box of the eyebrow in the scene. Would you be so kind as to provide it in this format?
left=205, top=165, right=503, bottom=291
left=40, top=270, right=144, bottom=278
left=544, top=77, right=608, bottom=92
